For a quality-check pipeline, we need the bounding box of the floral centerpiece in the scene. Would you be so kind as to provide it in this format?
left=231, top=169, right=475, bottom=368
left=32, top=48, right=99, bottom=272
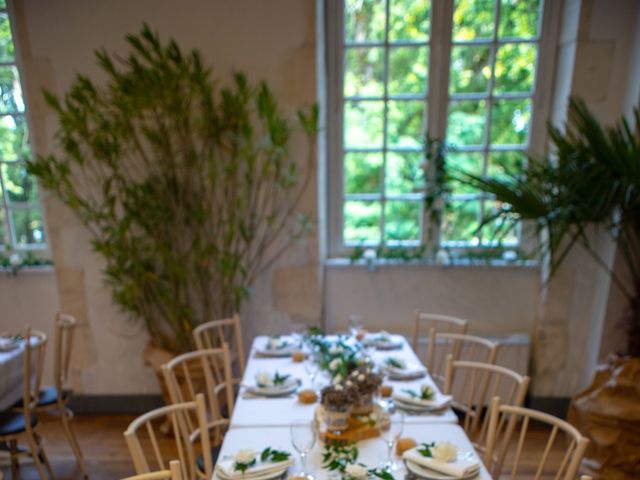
left=346, top=366, right=382, bottom=415
left=321, top=383, right=358, bottom=431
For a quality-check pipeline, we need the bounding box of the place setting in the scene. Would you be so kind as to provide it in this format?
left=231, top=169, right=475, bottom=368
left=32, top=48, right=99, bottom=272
left=242, top=370, right=301, bottom=399
left=361, top=331, right=404, bottom=351
left=391, top=384, right=452, bottom=415
left=380, top=356, right=427, bottom=381
left=402, top=441, right=482, bottom=480
left=0, top=333, right=23, bottom=352
left=254, top=335, right=299, bottom=358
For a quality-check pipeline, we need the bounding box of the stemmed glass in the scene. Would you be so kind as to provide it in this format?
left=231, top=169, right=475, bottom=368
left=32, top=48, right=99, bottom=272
left=348, top=314, right=364, bottom=338
left=379, top=410, right=404, bottom=471
left=303, top=359, right=320, bottom=391
left=290, top=419, right=317, bottom=479
left=291, top=323, right=307, bottom=348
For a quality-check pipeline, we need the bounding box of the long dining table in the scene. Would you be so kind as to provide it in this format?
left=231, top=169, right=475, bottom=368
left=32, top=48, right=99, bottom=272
left=215, top=333, right=492, bottom=479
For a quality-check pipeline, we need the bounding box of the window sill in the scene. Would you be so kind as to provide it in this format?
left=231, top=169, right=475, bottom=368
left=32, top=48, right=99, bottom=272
left=0, top=265, right=55, bottom=275
left=323, top=257, right=539, bottom=269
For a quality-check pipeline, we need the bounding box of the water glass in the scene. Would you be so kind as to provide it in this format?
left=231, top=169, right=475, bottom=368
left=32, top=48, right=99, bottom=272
left=379, top=410, right=404, bottom=470
left=290, top=419, right=317, bottom=479
left=348, top=314, right=364, bottom=338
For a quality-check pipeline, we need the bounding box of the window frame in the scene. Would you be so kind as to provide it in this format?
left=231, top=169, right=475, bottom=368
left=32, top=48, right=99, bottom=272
left=326, top=0, right=560, bottom=259
left=1, top=0, right=47, bottom=251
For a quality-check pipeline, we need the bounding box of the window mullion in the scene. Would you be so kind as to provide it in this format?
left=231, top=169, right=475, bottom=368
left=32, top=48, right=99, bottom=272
left=379, top=0, right=391, bottom=248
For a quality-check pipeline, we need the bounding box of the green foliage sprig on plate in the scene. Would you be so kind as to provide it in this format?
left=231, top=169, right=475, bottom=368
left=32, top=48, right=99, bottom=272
left=260, top=447, right=291, bottom=463
left=233, top=447, right=291, bottom=474
left=28, top=24, right=318, bottom=354
left=418, top=442, right=436, bottom=458
left=403, top=385, right=435, bottom=400
left=384, top=357, right=405, bottom=369
left=273, top=372, right=291, bottom=385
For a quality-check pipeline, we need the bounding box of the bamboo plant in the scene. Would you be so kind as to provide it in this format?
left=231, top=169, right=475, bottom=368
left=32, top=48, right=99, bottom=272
left=456, top=97, right=640, bottom=356
left=28, top=25, right=318, bottom=353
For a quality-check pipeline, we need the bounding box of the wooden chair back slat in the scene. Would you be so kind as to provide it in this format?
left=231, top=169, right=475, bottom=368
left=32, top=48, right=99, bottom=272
left=193, top=314, right=245, bottom=384
left=444, top=357, right=529, bottom=454
left=54, top=313, right=77, bottom=390
left=124, top=394, right=212, bottom=479
left=484, top=397, right=589, bottom=480
left=412, top=311, right=469, bottom=354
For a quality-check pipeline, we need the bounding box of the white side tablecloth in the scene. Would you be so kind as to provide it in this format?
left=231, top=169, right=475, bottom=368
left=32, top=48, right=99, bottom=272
left=0, top=344, right=24, bottom=410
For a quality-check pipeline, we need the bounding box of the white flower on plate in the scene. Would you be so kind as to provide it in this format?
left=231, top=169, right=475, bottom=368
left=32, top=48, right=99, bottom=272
left=267, top=336, right=285, bottom=350
left=329, top=358, right=342, bottom=371
left=255, top=371, right=274, bottom=387
left=235, top=449, right=256, bottom=464
left=432, top=441, right=458, bottom=463
left=329, top=345, right=344, bottom=355
left=345, top=463, right=368, bottom=480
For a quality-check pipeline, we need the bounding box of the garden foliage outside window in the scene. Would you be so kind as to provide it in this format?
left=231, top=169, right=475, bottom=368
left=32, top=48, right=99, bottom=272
left=330, top=0, right=545, bottom=257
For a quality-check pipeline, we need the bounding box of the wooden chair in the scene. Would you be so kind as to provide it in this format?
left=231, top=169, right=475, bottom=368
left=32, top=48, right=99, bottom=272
left=443, top=355, right=530, bottom=454
left=192, top=314, right=245, bottom=384
left=485, top=397, right=589, bottom=480
left=124, top=393, right=212, bottom=480
left=580, top=477, right=593, bottom=480
left=427, top=332, right=498, bottom=388
left=1, top=327, right=53, bottom=479
left=411, top=310, right=469, bottom=354
left=162, top=346, right=234, bottom=475
left=121, top=460, right=182, bottom=480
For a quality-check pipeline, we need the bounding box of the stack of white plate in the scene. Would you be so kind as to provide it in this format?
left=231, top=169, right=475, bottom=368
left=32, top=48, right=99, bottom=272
left=403, top=447, right=481, bottom=479
left=383, top=363, right=428, bottom=380
left=215, top=457, right=294, bottom=480
left=243, top=378, right=300, bottom=397
left=392, top=391, right=452, bottom=414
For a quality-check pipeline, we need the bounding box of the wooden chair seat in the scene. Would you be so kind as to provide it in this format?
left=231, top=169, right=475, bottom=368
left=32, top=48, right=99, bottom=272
left=0, top=412, right=37, bottom=436
left=13, top=386, right=69, bottom=408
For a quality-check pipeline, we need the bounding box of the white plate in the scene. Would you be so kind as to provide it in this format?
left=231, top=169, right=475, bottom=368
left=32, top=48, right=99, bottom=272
left=394, top=398, right=448, bottom=413
left=215, top=464, right=290, bottom=480
left=245, top=379, right=299, bottom=397
left=254, top=346, right=296, bottom=357
left=405, top=459, right=480, bottom=480
left=0, top=338, right=20, bottom=352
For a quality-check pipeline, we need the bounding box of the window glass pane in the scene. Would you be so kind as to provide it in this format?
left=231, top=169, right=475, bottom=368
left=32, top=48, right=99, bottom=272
left=447, top=100, right=487, bottom=146
left=0, top=66, right=24, bottom=113
left=0, top=2, right=6, bottom=10
left=490, top=98, right=532, bottom=145
left=0, top=114, right=29, bottom=160
left=386, top=151, right=424, bottom=194
left=442, top=199, right=480, bottom=244
left=499, top=0, right=540, bottom=39
left=344, top=200, right=381, bottom=243
left=386, top=100, right=424, bottom=147
left=388, top=46, right=428, bottom=95
left=447, top=152, right=484, bottom=194
left=344, top=152, right=382, bottom=194
left=345, top=0, right=386, bottom=43
left=344, top=47, right=385, bottom=97
left=453, top=0, right=495, bottom=41
left=481, top=201, right=518, bottom=245
left=2, top=162, right=37, bottom=202
left=389, top=0, right=430, bottom=41
left=11, top=207, right=45, bottom=245
left=344, top=101, right=384, bottom=149
left=494, top=43, right=537, bottom=93
left=384, top=200, right=421, bottom=241
left=0, top=14, right=14, bottom=63
left=487, top=150, right=525, bottom=182
left=449, top=46, right=490, bottom=94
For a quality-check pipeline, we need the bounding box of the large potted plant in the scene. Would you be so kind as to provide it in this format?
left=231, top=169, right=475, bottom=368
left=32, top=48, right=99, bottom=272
left=457, top=97, right=640, bottom=478
left=28, top=25, right=317, bottom=364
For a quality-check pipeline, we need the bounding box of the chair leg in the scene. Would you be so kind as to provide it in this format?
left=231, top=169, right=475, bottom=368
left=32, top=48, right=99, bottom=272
left=60, top=407, right=88, bottom=478
left=9, top=439, right=19, bottom=480
left=23, top=431, right=49, bottom=479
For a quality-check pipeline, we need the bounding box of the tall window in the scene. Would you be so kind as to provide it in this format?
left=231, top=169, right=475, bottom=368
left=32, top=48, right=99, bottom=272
left=0, top=1, right=45, bottom=249
left=328, top=0, right=547, bottom=257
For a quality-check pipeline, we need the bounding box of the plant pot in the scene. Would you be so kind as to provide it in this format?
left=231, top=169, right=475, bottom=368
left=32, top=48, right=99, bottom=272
left=567, top=355, right=640, bottom=479
left=352, top=392, right=374, bottom=416
left=324, top=405, right=352, bottom=432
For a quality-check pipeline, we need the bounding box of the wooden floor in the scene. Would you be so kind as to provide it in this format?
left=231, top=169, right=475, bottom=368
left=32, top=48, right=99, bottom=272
left=0, top=414, right=577, bottom=479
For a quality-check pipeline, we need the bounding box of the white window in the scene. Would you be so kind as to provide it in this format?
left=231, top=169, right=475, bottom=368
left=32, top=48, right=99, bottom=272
left=0, top=0, right=46, bottom=249
left=326, top=0, right=553, bottom=257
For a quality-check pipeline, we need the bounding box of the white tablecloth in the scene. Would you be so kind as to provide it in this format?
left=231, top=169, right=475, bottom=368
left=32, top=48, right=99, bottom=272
left=230, top=335, right=457, bottom=427
left=215, top=423, right=491, bottom=479
left=0, top=343, right=24, bottom=410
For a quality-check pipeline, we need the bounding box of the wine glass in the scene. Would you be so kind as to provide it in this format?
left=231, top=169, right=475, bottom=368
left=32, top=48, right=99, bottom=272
left=379, top=410, right=404, bottom=471
left=290, top=419, right=317, bottom=479
left=303, top=359, right=320, bottom=391
left=291, top=322, right=307, bottom=348
left=348, top=314, right=364, bottom=338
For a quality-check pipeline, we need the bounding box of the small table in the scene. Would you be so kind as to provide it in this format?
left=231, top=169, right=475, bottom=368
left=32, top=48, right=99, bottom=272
left=0, top=343, right=25, bottom=410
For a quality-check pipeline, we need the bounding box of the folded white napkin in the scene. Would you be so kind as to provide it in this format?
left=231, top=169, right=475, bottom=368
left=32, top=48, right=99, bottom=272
left=403, top=447, right=481, bottom=477
left=216, top=458, right=294, bottom=479
left=392, top=391, right=452, bottom=409
left=386, top=364, right=427, bottom=378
